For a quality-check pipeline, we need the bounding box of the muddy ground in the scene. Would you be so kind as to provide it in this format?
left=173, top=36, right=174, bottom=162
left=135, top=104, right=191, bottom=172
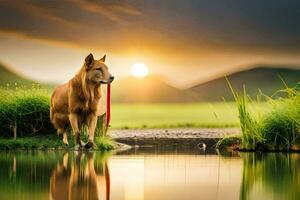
left=110, top=128, right=240, bottom=149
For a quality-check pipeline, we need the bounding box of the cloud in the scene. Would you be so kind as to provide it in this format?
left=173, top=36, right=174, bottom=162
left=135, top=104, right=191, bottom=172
left=1, top=0, right=300, bottom=87
left=1, top=0, right=300, bottom=54
left=0, top=0, right=143, bottom=51
left=70, top=0, right=141, bottom=23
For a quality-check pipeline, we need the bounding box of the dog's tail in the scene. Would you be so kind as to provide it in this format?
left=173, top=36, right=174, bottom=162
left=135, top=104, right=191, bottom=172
left=49, top=93, right=55, bottom=123
left=50, top=106, right=54, bottom=123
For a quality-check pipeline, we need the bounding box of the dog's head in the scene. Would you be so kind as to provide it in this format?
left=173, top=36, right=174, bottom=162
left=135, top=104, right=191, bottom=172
left=84, top=53, right=114, bottom=84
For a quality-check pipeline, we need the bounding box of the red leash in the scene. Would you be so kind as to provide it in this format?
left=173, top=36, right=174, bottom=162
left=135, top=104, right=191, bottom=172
left=106, top=83, right=111, bottom=128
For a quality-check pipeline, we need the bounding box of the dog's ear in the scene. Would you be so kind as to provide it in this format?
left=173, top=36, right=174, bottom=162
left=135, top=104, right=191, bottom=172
left=85, top=53, right=94, bottom=68
left=99, top=54, right=106, bottom=62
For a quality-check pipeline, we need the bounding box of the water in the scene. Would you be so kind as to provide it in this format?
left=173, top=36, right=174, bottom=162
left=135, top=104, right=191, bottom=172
left=0, top=148, right=299, bottom=200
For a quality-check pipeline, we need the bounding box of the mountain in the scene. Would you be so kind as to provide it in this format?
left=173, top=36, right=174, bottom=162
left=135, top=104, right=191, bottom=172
left=0, top=62, right=36, bottom=87
left=111, top=75, right=200, bottom=103
left=189, top=66, right=300, bottom=101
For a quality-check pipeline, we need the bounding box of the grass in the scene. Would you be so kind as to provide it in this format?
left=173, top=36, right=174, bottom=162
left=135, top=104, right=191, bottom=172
left=111, top=103, right=240, bottom=129
left=0, top=86, right=53, bottom=137
left=262, top=87, right=300, bottom=150
left=0, top=134, right=114, bottom=151
left=0, top=135, right=62, bottom=150
left=218, top=80, right=300, bottom=151
left=228, top=84, right=265, bottom=150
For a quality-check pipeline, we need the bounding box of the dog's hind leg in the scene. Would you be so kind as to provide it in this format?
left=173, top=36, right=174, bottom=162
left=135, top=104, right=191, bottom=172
left=62, top=132, right=68, bottom=146
left=58, top=128, right=69, bottom=146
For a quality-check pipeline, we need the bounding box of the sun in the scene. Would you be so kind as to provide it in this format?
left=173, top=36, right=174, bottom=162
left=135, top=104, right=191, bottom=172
left=131, top=63, right=149, bottom=78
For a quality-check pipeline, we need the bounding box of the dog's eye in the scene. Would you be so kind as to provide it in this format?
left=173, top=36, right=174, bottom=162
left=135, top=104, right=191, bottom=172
left=96, top=68, right=102, bottom=72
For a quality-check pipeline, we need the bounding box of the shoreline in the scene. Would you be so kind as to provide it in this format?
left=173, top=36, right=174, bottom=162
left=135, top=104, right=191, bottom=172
left=0, top=128, right=240, bottom=151
left=1, top=128, right=299, bottom=152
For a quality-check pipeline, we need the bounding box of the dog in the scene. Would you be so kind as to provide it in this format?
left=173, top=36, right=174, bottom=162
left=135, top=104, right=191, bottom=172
left=50, top=53, right=114, bottom=148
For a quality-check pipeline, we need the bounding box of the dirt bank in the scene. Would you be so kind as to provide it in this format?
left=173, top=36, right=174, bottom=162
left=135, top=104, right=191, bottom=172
left=110, top=128, right=240, bottom=149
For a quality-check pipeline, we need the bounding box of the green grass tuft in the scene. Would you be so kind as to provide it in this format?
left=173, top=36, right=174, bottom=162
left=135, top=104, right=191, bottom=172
left=228, top=79, right=300, bottom=151
left=94, top=136, right=114, bottom=150
left=216, top=135, right=242, bottom=150
left=262, top=87, right=300, bottom=150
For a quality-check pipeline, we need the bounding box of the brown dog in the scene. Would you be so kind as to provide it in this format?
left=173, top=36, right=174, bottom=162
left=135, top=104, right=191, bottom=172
left=50, top=53, right=114, bottom=148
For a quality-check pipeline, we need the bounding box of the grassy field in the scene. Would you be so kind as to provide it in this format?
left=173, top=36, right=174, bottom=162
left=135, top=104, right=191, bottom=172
left=0, top=86, right=264, bottom=132
left=111, top=103, right=241, bottom=129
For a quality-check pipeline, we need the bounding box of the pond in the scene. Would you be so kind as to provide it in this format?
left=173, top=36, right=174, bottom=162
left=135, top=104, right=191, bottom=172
left=0, top=148, right=299, bottom=200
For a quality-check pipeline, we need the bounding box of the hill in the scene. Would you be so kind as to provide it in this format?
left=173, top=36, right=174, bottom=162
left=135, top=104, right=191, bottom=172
left=0, top=62, right=36, bottom=87
left=189, top=66, right=300, bottom=101
left=111, top=75, right=200, bottom=103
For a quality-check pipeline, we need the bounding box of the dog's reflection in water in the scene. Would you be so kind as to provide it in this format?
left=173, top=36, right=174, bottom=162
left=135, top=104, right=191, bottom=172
left=50, top=152, right=110, bottom=200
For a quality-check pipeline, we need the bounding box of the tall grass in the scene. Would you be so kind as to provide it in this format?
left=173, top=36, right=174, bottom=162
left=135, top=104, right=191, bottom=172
left=228, top=79, right=300, bottom=151
left=262, top=87, right=300, bottom=150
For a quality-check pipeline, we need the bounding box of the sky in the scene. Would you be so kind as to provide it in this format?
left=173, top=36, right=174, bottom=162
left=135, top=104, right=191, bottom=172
left=0, top=0, right=300, bottom=88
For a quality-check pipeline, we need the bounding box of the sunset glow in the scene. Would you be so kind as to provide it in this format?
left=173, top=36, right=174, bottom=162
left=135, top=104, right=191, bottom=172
left=131, top=63, right=149, bottom=78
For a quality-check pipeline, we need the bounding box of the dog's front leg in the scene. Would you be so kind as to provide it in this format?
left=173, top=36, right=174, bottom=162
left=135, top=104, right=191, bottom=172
left=85, top=113, right=97, bottom=148
left=69, top=113, right=81, bottom=146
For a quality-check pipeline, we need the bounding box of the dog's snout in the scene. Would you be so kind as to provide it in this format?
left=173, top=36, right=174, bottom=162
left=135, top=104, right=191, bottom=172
left=109, top=76, right=114, bottom=82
